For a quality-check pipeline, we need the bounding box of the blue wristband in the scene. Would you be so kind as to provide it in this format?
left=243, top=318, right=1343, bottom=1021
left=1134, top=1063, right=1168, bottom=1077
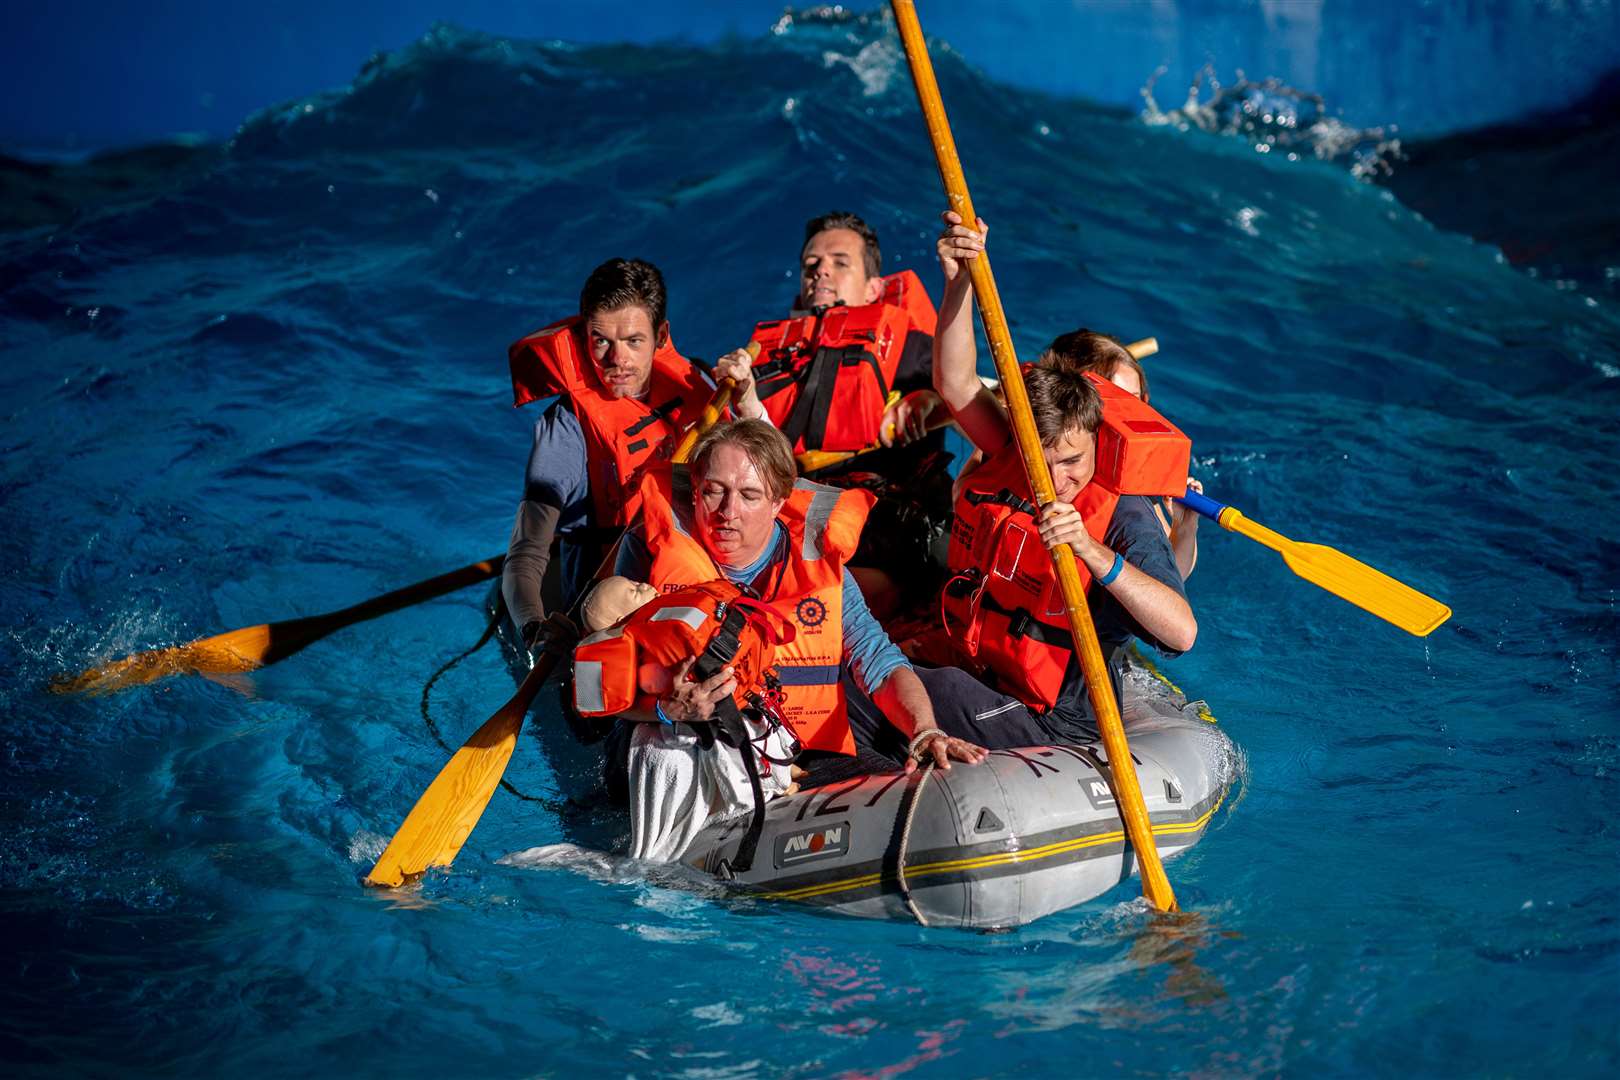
left=654, top=700, right=675, bottom=725
left=1097, top=552, right=1125, bottom=587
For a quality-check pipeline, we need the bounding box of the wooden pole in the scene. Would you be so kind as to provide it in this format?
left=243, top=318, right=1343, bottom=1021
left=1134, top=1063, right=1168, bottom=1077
left=890, top=0, right=1177, bottom=911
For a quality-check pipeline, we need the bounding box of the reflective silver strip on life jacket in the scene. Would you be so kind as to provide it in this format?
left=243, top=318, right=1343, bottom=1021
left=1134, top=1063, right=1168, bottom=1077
left=574, top=660, right=606, bottom=714
left=572, top=625, right=625, bottom=714
left=648, top=605, right=709, bottom=632
left=794, top=479, right=842, bottom=561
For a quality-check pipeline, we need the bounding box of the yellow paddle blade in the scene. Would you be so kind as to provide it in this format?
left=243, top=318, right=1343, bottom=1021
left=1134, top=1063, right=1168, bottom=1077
left=365, top=688, right=531, bottom=888
left=1225, top=512, right=1451, bottom=636
left=51, top=555, right=506, bottom=697
left=49, top=625, right=274, bottom=695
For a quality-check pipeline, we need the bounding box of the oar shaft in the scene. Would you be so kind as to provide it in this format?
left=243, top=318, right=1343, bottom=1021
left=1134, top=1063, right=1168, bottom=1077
left=325, top=555, right=505, bottom=626
left=891, top=0, right=1177, bottom=913
left=1177, top=487, right=1326, bottom=555
left=794, top=413, right=957, bottom=473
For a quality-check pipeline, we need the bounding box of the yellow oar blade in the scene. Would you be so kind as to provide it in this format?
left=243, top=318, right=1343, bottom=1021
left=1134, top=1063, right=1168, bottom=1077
left=49, top=625, right=275, bottom=695
left=51, top=555, right=506, bottom=697
left=365, top=670, right=539, bottom=888
left=1278, top=541, right=1451, bottom=636
left=1225, top=513, right=1451, bottom=636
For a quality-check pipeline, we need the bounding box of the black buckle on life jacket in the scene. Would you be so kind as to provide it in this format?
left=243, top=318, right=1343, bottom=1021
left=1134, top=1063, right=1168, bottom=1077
left=965, top=487, right=1038, bottom=517
left=943, top=568, right=982, bottom=599
left=981, top=590, right=1074, bottom=650
left=691, top=603, right=747, bottom=682
left=623, top=397, right=682, bottom=439
left=684, top=603, right=771, bottom=874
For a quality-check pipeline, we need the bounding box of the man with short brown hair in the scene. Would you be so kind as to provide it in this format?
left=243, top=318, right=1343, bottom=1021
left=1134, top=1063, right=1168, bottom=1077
left=501, top=257, right=714, bottom=659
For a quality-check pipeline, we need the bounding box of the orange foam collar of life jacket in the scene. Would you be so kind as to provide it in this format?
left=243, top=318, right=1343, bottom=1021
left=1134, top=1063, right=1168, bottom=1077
left=508, top=315, right=713, bottom=528
left=635, top=468, right=875, bottom=755
left=572, top=579, right=796, bottom=719
left=941, top=373, right=1192, bottom=711
left=746, top=269, right=936, bottom=454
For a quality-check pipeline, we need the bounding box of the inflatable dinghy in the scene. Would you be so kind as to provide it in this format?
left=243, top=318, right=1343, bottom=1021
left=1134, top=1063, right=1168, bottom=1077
left=489, top=587, right=1237, bottom=928
left=678, top=652, right=1236, bottom=928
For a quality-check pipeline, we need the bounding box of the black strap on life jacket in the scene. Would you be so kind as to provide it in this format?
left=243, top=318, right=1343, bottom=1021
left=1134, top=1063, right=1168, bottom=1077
left=774, top=343, right=872, bottom=452
left=988, top=592, right=1075, bottom=650
left=622, top=396, right=683, bottom=456
left=964, top=487, right=1039, bottom=517
left=689, top=603, right=768, bottom=874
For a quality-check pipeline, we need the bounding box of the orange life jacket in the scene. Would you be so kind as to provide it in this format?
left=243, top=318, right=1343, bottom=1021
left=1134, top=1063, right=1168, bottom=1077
left=508, top=316, right=713, bottom=528
left=940, top=374, right=1193, bottom=711
left=746, top=270, right=937, bottom=454
left=571, top=579, right=796, bottom=719
left=638, top=471, right=874, bottom=755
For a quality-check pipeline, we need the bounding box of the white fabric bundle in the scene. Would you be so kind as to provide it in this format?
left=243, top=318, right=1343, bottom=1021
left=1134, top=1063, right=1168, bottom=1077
left=628, top=718, right=796, bottom=863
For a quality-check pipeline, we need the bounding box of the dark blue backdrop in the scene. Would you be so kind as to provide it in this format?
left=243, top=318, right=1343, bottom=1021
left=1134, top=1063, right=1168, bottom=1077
left=8, top=0, right=1620, bottom=152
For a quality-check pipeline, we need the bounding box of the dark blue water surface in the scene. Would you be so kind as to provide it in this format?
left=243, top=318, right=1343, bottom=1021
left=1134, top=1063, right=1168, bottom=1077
left=4, top=9, right=1618, bottom=1077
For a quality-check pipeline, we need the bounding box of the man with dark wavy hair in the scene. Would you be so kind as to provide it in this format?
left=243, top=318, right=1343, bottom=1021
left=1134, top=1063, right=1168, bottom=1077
left=501, top=257, right=714, bottom=660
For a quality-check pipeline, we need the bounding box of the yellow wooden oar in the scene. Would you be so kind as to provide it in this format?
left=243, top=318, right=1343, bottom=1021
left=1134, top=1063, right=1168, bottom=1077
left=891, top=0, right=1178, bottom=912
left=1176, top=489, right=1451, bottom=635
left=50, top=555, right=506, bottom=696
left=795, top=412, right=954, bottom=473
left=365, top=371, right=743, bottom=888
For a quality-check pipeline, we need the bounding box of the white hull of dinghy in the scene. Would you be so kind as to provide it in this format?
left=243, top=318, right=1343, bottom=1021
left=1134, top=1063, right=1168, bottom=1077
left=680, top=657, right=1238, bottom=929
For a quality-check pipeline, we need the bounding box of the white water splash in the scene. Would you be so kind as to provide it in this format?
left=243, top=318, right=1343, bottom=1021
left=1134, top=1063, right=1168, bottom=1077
left=1141, top=64, right=1402, bottom=180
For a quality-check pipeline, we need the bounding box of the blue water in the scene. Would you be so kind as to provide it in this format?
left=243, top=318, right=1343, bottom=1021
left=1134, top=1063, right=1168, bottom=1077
left=4, top=8, right=1619, bottom=1076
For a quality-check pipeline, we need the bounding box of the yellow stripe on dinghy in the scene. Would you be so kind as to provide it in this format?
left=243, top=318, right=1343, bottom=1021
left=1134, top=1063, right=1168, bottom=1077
left=761, top=794, right=1224, bottom=903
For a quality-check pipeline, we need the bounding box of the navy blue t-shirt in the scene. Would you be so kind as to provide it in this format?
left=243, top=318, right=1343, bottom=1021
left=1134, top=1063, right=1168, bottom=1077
left=1047, top=494, right=1189, bottom=733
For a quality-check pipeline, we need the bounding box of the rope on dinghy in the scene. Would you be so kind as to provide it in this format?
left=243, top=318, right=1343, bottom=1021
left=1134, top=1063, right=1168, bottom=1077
left=896, top=760, right=935, bottom=927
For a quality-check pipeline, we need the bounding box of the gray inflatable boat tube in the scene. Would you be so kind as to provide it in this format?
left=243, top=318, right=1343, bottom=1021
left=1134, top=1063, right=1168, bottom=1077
left=679, top=654, right=1238, bottom=929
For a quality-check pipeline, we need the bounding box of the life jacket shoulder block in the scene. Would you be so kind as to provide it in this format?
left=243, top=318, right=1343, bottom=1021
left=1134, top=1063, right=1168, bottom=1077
left=573, top=579, right=794, bottom=718
left=1085, top=372, right=1192, bottom=496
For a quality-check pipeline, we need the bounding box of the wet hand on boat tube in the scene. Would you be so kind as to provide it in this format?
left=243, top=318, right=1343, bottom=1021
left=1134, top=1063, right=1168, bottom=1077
left=908, top=725, right=990, bottom=773
left=656, top=656, right=739, bottom=723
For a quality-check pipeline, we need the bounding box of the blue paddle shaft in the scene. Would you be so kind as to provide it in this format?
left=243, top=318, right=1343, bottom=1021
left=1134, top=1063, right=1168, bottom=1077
left=1174, top=487, right=1229, bottom=522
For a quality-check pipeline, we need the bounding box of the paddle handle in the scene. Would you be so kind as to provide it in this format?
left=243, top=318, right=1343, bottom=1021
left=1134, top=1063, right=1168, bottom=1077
left=1174, top=487, right=1228, bottom=522
left=1174, top=490, right=1290, bottom=551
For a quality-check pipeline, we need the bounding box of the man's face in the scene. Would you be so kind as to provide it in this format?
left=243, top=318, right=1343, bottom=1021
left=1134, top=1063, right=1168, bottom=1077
left=799, top=227, right=884, bottom=310
left=693, top=443, right=787, bottom=568
left=1043, top=426, right=1097, bottom=506
left=586, top=305, right=665, bottom=399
